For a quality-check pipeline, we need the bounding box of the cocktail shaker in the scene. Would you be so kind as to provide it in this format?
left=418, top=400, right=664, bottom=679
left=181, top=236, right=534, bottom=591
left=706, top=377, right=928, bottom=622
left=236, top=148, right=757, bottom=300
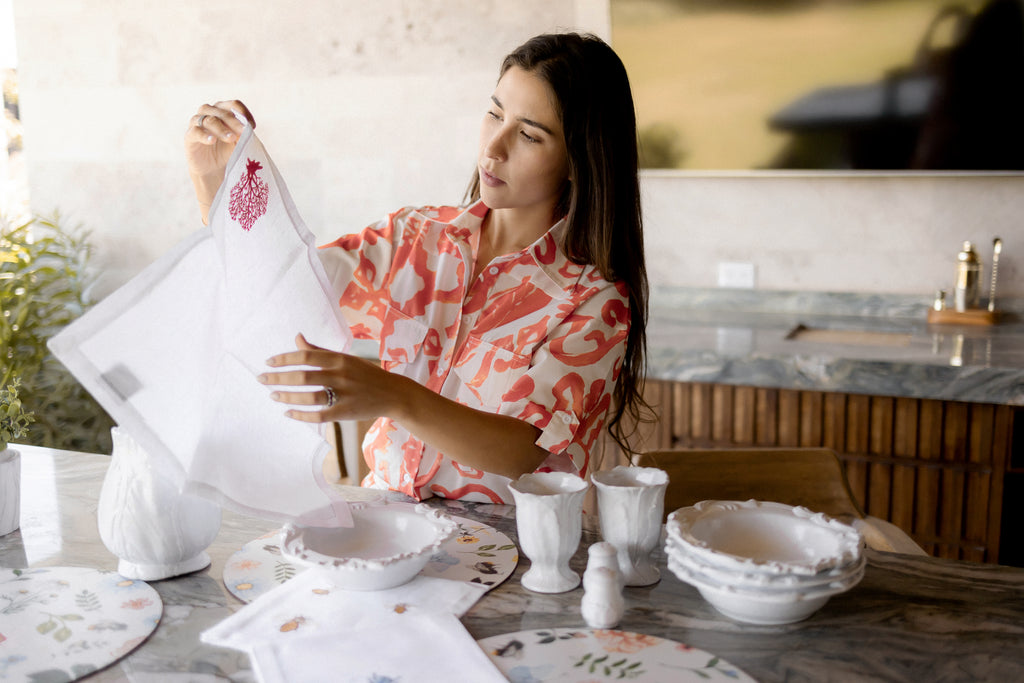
left=954, top=241, right=981, bottom=312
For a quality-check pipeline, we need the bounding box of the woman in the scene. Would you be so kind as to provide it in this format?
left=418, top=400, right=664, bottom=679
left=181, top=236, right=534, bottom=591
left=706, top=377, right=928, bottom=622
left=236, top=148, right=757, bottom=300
left=185, top=32, right=648, bottom=503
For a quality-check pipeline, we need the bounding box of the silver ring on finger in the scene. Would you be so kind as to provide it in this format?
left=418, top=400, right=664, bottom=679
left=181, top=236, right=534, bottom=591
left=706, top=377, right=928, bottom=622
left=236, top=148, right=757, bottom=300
left=323, top=386, right=336, bottom=408
left=196, top=114, right=207, bottom=128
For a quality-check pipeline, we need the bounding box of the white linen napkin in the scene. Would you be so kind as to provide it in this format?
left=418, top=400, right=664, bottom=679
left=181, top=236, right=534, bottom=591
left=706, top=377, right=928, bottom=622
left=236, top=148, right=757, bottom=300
left=48, top=124, right=354, bottom=527
left=201, top=569, right=488, bottom=648
left=201, top=568, right=502, bottom=683
left=249, top=611, right=505, bottom=683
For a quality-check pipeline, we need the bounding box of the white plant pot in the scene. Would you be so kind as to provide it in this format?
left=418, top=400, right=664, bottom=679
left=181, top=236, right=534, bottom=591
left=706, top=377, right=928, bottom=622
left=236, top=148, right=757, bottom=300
left=0, top=448, right=20, bottom=536
left=509, top=471, right=589, bottom=594
left=97, top=427, right=221, bottom=580
left=592, top=465, right=669, bottom=586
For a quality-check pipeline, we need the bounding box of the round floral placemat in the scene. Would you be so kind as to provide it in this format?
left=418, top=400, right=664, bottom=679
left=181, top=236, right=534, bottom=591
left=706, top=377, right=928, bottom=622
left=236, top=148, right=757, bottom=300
left=0, top=566, right=161, bottom=682
left=222, top=515, right=518, bottom=602
left=477, top=628, right=755, bottom=682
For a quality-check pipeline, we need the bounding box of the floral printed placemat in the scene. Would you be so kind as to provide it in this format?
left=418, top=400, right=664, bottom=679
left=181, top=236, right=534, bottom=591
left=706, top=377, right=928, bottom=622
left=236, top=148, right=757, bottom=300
left=223, top=515, right=518, bottom=602
left=477, top=628, right=756, bottom=682
left=0, top=566, right=161, bottom=682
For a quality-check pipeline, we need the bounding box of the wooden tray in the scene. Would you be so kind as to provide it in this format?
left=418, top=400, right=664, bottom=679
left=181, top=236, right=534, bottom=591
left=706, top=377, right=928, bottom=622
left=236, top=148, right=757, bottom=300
left=927, top=308, right=999, bottom=326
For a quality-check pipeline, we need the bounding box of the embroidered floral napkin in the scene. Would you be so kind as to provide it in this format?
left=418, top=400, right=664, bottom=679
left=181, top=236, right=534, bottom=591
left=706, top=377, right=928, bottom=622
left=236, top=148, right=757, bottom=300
left=201, top=568, right=503, bottom=682
left=48, top=124, right=353, bottom=526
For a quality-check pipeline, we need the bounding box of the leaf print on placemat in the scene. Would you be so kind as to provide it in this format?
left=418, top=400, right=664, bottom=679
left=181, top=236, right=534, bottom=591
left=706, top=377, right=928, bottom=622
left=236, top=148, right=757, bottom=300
left=664, top=655, right=745, bottom=680
left=534, top=629, right=586, bottom=645
left=462, top=543, right=517, bottom=559
left=274, top=561, right=297, bottom=584
left=75, top=589, right=100, bottom=612
left=36, top=613, right=83, bottom=642
left=574, top=652, right=645, bottom=679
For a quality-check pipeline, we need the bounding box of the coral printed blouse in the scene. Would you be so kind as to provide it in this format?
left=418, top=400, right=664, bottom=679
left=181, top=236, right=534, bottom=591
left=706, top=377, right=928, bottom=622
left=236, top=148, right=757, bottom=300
left=318, top=201, right=629, bottom=503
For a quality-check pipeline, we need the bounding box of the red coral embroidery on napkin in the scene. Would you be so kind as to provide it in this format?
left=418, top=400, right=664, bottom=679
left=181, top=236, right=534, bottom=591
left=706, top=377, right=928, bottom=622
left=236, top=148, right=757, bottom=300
left=229, top=158, right=270, bottom=231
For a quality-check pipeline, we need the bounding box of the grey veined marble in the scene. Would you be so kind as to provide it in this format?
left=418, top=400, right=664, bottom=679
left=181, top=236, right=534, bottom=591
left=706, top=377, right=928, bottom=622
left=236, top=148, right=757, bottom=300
left=647, top=287, right=1024, bottom=405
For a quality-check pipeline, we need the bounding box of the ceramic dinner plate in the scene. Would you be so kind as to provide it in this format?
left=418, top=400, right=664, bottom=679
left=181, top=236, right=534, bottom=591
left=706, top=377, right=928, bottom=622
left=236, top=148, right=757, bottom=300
left=223, top=514, right=518, bottom=601
left=477, top=628, right=755, bottom=682
left=0, top=566, right=162, bottom=682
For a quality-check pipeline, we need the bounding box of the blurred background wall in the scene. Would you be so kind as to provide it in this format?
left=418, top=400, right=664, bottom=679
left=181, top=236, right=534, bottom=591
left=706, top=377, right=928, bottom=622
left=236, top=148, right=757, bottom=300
left=7, top=0, right=1022, bottom=300
left=9, top=0, right=607, bottom=296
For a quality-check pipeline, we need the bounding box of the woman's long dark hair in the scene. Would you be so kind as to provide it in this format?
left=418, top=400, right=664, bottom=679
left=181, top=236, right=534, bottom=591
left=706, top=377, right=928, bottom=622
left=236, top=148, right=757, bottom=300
left=466, top=32, right=650, bottom=458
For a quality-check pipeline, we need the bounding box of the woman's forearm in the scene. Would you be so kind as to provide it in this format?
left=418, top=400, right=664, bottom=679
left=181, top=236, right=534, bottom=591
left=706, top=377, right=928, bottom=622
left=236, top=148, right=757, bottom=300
left=262, top=336, right=549, bottom=480
left=387, top=373, right=548, bottom=480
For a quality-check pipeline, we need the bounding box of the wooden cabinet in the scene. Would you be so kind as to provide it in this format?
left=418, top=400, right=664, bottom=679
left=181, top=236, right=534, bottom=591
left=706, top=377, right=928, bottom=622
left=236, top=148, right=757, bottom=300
left=622, top=380, right=1020, bottom=564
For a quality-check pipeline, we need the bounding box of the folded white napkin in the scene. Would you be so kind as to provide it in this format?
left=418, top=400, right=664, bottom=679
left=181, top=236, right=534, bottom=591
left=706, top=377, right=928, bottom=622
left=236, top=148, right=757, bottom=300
left=48, top=125, right=353, bottom=526
left=249, top=611, right=505, bottom=683
left=202, top=568, right=502, bottom=683
left=202, top=568, right=488, bottom=648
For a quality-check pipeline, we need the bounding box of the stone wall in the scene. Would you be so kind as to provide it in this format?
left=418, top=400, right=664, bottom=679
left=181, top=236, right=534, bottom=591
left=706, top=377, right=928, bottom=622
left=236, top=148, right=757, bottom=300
left=12, top=0, right=606, bottom=295
left=11, top=0, right=1023, bottom=299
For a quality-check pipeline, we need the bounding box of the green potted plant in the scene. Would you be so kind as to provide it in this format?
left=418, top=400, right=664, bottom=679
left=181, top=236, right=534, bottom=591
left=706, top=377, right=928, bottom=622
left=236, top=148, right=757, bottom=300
left=1, top=213, right=114, bottom=453
left=1, top=376, right=33, bottom=535
left=0, top=376, right=33, bottom=451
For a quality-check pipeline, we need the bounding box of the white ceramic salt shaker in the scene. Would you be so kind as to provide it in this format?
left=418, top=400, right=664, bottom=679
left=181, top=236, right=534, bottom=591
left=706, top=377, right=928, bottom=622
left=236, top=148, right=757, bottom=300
left=587, top=541, right=625, bottom=592
left=97, top=427, right=222, bottom=580
left=581, top=562, right=625, bottom=629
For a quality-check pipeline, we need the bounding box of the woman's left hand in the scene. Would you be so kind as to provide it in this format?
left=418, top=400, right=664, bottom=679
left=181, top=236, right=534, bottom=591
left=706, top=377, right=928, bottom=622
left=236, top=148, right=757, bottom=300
left=260, top=334, right=404, bottom=423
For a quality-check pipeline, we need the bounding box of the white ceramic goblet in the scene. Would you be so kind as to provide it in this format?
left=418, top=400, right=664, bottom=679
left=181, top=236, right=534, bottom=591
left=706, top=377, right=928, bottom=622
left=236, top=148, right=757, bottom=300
left=592, top=465, right=669, bottom=586
left=509, top=471, right=589, bottom=594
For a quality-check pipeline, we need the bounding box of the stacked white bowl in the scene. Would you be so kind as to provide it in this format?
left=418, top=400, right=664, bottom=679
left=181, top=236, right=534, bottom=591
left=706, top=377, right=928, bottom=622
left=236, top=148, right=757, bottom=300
left=665, top=500, right=865, bottom=625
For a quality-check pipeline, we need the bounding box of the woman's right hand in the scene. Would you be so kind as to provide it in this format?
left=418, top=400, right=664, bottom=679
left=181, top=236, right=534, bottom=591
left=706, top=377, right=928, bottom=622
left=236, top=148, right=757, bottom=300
left=184, top=100, right=256, bottom=223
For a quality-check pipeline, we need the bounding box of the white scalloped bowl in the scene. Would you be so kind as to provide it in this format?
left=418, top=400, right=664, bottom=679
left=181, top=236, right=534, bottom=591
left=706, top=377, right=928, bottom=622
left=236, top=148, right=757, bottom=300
left=665, top=500, right=865, bottom=624
left=666, top=500, right=863, bottom=576
left=665, top=534, right=866, bottom=591
left=280, top=503, right=458, bottom=591
left=666, top=553, right=860, bottom=625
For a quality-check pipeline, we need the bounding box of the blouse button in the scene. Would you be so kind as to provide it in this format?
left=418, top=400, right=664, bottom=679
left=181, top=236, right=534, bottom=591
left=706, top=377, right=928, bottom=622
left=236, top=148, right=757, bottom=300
left=560, top=413, right=572, bottom=424
left=489, top=266, right=499, bottom=275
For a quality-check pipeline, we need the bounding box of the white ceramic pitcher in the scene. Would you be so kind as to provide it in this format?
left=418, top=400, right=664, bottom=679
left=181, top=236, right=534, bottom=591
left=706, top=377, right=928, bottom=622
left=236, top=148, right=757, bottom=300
left=0, top=448, right=20, bottom=536
left=509, top=471, right=589, bottom=594
left=592, top=465, right=669, bottom=586
left=98, top=427, right=221, bottom=580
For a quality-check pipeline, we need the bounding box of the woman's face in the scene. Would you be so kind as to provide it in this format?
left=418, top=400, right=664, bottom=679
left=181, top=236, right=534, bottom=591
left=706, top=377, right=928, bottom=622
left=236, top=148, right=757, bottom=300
left=478, top=66, right=570, bottom=219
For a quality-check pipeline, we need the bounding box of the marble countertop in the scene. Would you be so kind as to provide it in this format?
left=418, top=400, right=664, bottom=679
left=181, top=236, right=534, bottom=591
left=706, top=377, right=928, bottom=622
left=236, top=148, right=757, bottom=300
left=4, top=446, right=1024, bottom=682
left=647, top=288, right=1024, bottom=406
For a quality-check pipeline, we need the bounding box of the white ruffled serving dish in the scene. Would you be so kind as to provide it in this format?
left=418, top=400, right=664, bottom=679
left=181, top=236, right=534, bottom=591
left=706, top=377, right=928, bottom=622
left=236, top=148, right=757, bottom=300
left=666, top=540, right=865, bottom=595
left=666, top=500, right=863, bottom=576
left=280, top=503, right=458, bottom=591
left=665, top=534, right=865, bottom=591
left=666, top=553, right=860, bottom=625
